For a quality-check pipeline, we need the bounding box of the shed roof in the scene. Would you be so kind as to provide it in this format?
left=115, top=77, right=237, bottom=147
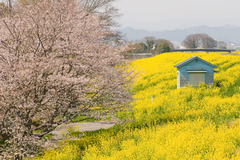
left=174, top=56, right=217, bottom=68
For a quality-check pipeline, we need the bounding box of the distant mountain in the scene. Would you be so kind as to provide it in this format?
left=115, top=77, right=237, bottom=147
left=118, top=25, right=240, bottom=44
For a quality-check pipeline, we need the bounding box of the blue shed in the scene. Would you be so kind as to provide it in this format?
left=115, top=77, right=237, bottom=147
left=174, top=56, right=217, bottom=88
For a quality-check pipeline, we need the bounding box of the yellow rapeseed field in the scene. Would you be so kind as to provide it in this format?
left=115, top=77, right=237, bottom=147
left=35, top=52, right=240, bottom=160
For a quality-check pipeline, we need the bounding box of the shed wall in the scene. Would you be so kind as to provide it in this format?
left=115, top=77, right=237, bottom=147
left=177, top=59, right=214, bottom=88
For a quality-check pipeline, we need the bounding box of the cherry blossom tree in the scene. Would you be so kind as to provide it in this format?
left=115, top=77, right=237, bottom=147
left=17, top=0, right=119, bottom=27
left=0, top=0, right=132, bottom=159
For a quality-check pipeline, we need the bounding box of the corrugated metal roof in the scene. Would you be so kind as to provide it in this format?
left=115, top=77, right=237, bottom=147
left=174, top=56, right=217, bottom=68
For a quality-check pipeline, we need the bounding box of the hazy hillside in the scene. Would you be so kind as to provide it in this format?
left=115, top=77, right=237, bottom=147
left=119, top=25, right=240, bottom=44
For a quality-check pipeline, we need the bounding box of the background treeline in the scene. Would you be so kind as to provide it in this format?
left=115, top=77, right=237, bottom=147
left=127, top=34, right=228, bottom=54
left=127, top=37, right=175, bottom=54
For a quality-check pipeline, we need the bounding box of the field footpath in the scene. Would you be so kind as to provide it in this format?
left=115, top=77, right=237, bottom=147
left=50, top=122, right=115, bottom=141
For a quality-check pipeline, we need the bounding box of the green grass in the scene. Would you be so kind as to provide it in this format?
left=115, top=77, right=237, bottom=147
left=71, top=115, right=100, bottom=123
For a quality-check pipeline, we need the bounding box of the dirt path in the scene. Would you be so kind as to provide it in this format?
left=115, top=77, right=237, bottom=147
left=50, top=122, right=115, bottom=141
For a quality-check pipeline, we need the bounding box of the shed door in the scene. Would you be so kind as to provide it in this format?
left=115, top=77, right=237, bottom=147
left=189, top=72, right=205, bottom=86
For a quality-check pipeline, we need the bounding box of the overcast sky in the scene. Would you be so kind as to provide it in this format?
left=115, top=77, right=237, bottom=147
left=113, top=0, right=240, bottom=31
